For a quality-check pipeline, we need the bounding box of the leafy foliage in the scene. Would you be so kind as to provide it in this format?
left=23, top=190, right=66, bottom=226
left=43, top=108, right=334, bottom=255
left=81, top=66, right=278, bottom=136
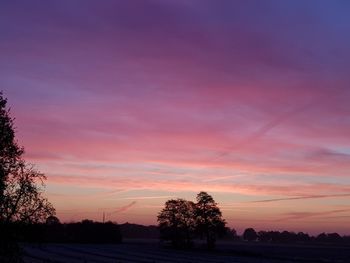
left=158, top=199, right=196, bottom=248
left=0, top=92, right=24, bottom=209
left=0, top=92, right=54, bottom=224
left=158, top=192, right=226, bottom=249
left=0, top=92, right=55, bottom=260
left=1, top=163, right=55, bottom=223
left=195, top=191, right=226, bottom=249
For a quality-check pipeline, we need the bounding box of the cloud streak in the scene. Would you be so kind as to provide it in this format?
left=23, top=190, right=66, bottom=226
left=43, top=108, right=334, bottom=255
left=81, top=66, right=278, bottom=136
left=47, top=173, right=350, bottom=197
left=277, top=209, right=350, bottom=222
left=251, top=193, right=350, bottom=203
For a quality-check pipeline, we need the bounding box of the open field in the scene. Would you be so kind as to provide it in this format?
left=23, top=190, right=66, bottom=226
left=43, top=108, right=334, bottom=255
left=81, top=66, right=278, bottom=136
left=22, top=239, right=350, bottom=263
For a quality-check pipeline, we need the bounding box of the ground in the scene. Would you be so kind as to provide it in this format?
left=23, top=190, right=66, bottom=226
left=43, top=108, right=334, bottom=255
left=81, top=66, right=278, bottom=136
left=22, top=239, right=350, bottom=263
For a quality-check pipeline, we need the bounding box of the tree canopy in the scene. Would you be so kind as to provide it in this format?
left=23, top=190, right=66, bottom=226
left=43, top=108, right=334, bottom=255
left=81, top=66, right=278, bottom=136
left=0, top=92, right=55, bottom=224
left=158, top=192, right=226, bottom=249
left=0, top=92, right=55, bottom=261
left=195, top=191, right=226, bottom=249
left=158, top=199, right=196, bottom=248
left=0, top=93, right=23, bottom=207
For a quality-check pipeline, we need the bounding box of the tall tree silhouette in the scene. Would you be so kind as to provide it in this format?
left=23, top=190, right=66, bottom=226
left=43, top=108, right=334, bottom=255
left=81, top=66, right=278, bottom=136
left=195, top=192, right=226, bottom=249
left=0, top=92, right=23, bottom=214
left=158, top=199, right=196, bottom=248
left=0, top=92, right=55, bottom=261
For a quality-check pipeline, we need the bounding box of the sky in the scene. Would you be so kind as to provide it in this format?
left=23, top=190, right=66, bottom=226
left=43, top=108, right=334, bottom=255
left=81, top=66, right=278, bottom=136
left=1, top=0, right=350, bottom=235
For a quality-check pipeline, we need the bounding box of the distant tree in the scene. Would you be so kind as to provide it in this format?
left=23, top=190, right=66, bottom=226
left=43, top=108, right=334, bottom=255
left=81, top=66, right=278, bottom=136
left=243, top=228, right=257, bottom=242
left=316, top=232, right=328, bottom=243
left=223, top=227, right=238, bottom=240
left=296, top=232, right=310, bottom=242
left=158, top=199, right=196, bottom=248
left=229, top=228, right=238, bottom=239
left=46, top=215, right=60, bottom=225
left=0, top=92, right=55, bottom=260
left=194, top=192, right=226, bottom=249
left=316, top=232, right=342, bottom=244
left=81, top=219, right=94, bottom=225
left=44, top=216, right=64, bottom=243
left=327, top=233, right=342, bottom=243
left=258, top=231, right=270, bottom=242
left=280, top=231, right=297, bottom=243
left=269, top=231, right=281, bottom=242
left=20, top=219, right=122, bottom=244
left=63, top=219, right=122, bottom=243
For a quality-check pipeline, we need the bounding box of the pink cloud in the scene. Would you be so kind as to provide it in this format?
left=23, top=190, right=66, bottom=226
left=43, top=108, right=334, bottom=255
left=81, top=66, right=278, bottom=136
left=46, top=173, right=350, bottom=197
left=2, top=0, right=350, bottom=233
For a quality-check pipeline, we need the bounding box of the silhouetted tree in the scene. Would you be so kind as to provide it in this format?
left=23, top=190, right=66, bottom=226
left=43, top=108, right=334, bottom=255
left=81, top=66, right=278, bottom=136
left=1, top=164, right=55, bottom=223
left=194, top=192, right=226, bottom=249
left=64, top=219, right=122, bottom=243
left=316, top=232, right=328, bottom=243
left=243, top=228, right=257, bottom=242
left=0, top=92, right=55, bottom=261
left=158, top=199, right=196, bottom=248
left=119, top=223, right=159, bottom=239
left=229, top=228, right=238, bottom=240
left=0, top=92, right=24, bottom=217
left=222, top=227, right=239, bottom=240
left=18, top=219, right=122, bottom=244
left=46, top=215, right=60, bottom=225
left=316, top=232, right=343, bottom=244
left=296, top=232, right=311, bottom=242
left=258, top=231, right=270, bottom=242
left=327, top=233, right=342, bottom=243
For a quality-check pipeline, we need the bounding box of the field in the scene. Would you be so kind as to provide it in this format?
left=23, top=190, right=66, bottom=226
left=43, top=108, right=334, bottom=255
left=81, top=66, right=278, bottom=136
left=22, top=239, right=350, bottom=263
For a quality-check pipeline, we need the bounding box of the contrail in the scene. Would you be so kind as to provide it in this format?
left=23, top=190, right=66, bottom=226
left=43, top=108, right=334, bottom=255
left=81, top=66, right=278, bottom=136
left=276, top=208, right=350, bottom=221
left=174, top=98, right=322, bottom=175
left=149, top=90, right=341, bottom=189
left=213, top=100, right=319, bottom=161
left=108, top=201, right=137, bottom=215
left=121, top=195, right=176, bottom=200
left=251, top=193, right=350, bottom=203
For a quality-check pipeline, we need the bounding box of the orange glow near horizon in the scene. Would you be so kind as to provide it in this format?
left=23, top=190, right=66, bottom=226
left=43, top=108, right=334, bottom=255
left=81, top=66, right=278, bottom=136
left=1, top=0, right=350, bottom=235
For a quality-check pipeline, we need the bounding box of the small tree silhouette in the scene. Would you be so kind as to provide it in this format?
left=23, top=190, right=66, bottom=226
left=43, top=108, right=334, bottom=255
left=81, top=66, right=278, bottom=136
left=243, top=228, right=258, bottom=242
left=158, top=192, right=226, bottom=249
left=158, top=199, right=196, bottom=248
left=195, top=191, right=226, bottom=249
left=46, top=215, right=60, bottom=225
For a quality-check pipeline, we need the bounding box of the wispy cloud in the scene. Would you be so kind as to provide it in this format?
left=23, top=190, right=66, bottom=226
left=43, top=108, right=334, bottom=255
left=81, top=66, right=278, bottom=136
left=47, top=173, right=350, bottom=197
left=251, top=193, right=350, bottom=203
left=276, top=209, right=350, bottom=221
left=120, top=195, right=176, bottom=200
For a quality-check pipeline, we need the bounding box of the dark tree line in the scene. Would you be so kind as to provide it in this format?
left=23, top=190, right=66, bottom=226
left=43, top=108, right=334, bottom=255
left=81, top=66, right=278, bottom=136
left=242, top=228, right=350, bottom=244
left=158, top=192, right=226, bottom=249
left=119, top=222, right=159, bottom=239
left=18, top=217, right=122, bottom=244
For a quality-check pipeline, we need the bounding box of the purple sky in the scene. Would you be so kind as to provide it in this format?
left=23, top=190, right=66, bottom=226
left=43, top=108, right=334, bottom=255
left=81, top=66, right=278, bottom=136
left=1, top=0, right=350, bottom=234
